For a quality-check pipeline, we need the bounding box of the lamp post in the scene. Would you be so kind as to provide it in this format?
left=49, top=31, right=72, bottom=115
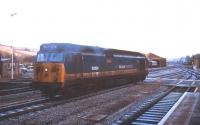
left=11, top=13, right=17, bottom=80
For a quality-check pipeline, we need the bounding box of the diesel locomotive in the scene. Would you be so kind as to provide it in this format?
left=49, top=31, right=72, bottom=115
left=33, top=43, right=148, bottom=96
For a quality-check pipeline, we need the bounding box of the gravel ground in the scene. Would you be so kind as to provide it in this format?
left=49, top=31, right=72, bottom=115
left=0, top=83, right=169, bottom=125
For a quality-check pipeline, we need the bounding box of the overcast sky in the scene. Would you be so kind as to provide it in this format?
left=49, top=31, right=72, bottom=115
left=0, top=0, right=200, bottom=59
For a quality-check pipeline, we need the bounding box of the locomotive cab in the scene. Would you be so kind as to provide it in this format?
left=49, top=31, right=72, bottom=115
left=33, top=52, right=65, bottom=95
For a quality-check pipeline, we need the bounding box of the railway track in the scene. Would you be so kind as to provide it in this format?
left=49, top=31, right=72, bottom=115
left=0, top=80, right=33, bottom=96
left=111, top=81, right=196, bottom=125
left=148, top=70, right=188, bottom=79
left=148, top=67, right=183, bottom=77
left=131, top=92, right=183, bottom=125
left=148, top=65, right=177, bottom=73
left=0, top=82, right=30, bottom=90
left=180, top=67, right=200, bottom=80
left=0, top=82, right=136, bottom=121
left=0, top=97, right=49, bottom=120
left=0, top=86, right=33, bottom=96
left=148, top=66, right=199, bottom=80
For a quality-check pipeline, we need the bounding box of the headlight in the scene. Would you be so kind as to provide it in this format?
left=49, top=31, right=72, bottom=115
left=45, top=68, right=48, bottom=72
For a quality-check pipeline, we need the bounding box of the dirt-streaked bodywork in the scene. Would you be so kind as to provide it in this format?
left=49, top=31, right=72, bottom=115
left=33, top=43, right=149, bottom=96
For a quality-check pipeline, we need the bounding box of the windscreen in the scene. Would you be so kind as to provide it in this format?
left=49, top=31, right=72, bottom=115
left=36, top=52, right=64, bottom=62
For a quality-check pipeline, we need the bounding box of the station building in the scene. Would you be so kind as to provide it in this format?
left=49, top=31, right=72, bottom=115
left=146, top=53, right=167, bottom=68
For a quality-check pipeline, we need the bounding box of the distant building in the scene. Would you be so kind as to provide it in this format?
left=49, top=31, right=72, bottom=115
left=0, top=57, right=19, bottom=79
left=146, top=53, right=167, bottom=67
left=193, top=54, right=200, bottom=69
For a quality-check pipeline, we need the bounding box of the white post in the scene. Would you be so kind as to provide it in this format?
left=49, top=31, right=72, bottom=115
left=11, top=13, right=17, bottom=80
left=11, top=45, right=14, bottom=79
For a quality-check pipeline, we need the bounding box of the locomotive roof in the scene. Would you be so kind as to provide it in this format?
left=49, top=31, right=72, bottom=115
left=105, top=49, right=145, bottom=57
left=40, top=43, right=104, bottom=54
left=40, top=43, right=145, bottom=57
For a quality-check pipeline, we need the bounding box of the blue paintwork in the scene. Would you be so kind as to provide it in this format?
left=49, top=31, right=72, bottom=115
left=37, top=43, right=147, bottom=74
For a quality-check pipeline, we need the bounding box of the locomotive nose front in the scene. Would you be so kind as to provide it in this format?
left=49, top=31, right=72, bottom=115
left=34, top=63, right=65, bottom=85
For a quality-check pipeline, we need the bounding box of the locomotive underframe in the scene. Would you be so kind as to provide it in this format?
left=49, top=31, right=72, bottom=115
left=33, top=71, right=147, bottom=97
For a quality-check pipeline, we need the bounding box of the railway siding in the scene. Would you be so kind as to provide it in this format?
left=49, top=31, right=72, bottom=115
left=0, top=84, right=165, bottom=125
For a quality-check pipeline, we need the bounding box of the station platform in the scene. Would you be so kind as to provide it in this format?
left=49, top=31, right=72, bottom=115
left=162, top=92, right=200, bottom=125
